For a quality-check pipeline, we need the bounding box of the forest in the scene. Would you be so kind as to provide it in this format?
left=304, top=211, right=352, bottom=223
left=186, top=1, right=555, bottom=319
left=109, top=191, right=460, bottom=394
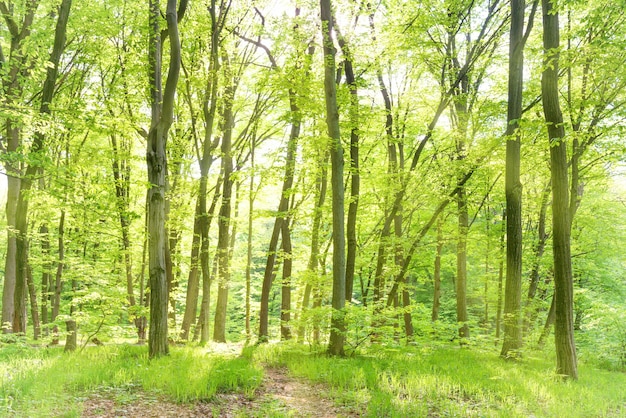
left=1, top=0, right=626, bottom=416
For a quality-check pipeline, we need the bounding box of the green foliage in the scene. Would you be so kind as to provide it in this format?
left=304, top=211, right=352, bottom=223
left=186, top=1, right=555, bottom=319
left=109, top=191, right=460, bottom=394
left=0, top=345, right=263, bottom=416
left=251, top=342, right=626, bottom=417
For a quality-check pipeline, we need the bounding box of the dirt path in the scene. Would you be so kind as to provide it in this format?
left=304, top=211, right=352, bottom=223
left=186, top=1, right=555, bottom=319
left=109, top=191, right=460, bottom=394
left=81, top=366, right=358, bottom=417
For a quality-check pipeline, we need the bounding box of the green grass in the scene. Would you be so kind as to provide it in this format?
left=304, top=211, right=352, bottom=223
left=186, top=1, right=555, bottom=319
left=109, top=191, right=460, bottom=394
left=0, top=343, right=263, bottom=417
left=2, top=340, right=625, bottom=417
left=250, top=342, right=626, bottom=417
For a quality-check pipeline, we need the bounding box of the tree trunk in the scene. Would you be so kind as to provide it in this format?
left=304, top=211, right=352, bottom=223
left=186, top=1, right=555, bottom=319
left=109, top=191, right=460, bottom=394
left=495, top=209, right=506, bottom=343
left=213, top=56, right=236, bottom=343
left=524, top=183, right=550, bottom=334
left=501, top=0, right=532, bottom=358
left=297, top=151, right=328, bottom=342
left=538, top=293, right=556, bottom=348
left=147, top=0, right=186, bottom=358
left=40, top=224, right=51, bottom=334
left=0, top=0, right=39, bottom=334
left=12, top=0, right=72, bottom=335
left=245, top=139, right=255, bottom=341
left=280, top=219, right=293, bottom=340
left=541, top=0, right=578, bottom=379
left=321, top=0, right=346, bottom=356
left=336, top=25, right=360, bottom=303
left=432, top=219, right=443, bottom=322
left=456, top=186, right=470, bottom=341
left=26, top=264, right=40, bottom=340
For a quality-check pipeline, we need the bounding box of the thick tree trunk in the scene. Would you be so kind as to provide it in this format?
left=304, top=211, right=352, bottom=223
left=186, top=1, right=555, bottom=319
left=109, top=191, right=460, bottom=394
left=147, top=0, right=186, bottom=358
left=501, top=0, right=528, bottom=358
left=2, top=172, right=18, bottom=333
left=541, top=0, right=578, bottom=379
left=0, top=0, right=38, bottom=334
left=12, top=0, right=72, bottom=335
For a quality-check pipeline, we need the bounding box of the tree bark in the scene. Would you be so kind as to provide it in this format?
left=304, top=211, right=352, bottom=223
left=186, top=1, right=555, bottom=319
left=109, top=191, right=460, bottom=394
left=432, top=219, right=443, bottom=322
left=298, top=151, right=328, bottom=342
left=321, top=0, right=346, bottom=356
left=147, top=0, right=186, bottom=358
left=0, top=0, right=39, bottom=333
left=541, top=0, right=578, bottom=379
left=335, top=23, right=360, bottom=303
left=12, top=0, right=72, bottom=335
left=501, top=0, right=529, bottom=358
left=213, top=55, right=236, bottom=343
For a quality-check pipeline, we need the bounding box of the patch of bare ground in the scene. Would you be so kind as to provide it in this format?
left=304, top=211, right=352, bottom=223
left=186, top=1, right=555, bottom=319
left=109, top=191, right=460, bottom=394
left=81, top=367, right=360, bottom=417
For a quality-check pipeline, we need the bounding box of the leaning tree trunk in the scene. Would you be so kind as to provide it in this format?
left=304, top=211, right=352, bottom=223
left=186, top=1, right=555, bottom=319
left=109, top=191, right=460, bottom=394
left=541, top=0, right=578, bottom=380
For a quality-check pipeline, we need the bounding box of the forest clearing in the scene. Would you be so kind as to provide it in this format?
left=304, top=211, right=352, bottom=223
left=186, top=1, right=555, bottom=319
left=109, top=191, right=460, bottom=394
left=2, top=0, right=626, bottom=416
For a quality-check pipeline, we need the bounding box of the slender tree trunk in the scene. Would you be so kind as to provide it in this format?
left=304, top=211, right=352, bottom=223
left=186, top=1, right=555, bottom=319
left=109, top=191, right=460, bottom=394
left=50, top=210, right=65, bottom=345
left=541, top=0, right=577, bottom=379
left=298, top=152, right=328, bottom=342
left=538, top=293, right=556, bottom=348
left=321, top=0, right=346, bottom=356
left=456, top=186, right=470, bottom=341
left=180, top=202, right=202, bottom=340
left=336, top=25, right=360, bottom=303
left=257, top=51, right=302, bottom=342
left=26, top=264, right=40, bottom=340
left=40, top=224, right=51, bottom=334
left=64, top=276, right=77, bottom=352
left=213, top=58, right=236, bottom=343
left=280, top=219, right=293, bottom=340
left=495, top=209, right=506, bottom=343
left=245, top=139, right=255, bottom=341
left=524, top=183, right=550, bottom=334
left=432, top=218, right=443, bottom=322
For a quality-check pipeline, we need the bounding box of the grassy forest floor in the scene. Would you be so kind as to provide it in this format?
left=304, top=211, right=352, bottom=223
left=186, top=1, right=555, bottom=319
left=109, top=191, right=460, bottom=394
left=1, top=339, right=625, bottom=417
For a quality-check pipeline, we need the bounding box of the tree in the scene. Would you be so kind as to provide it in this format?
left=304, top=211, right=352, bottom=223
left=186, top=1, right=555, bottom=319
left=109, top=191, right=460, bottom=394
left=501, top=0, right=537, bottom=358
left=540, top=0, right=577, bottom=379
left=146, top=0, right=187, bottom=358
left=320, top=0, right=345, bottom=356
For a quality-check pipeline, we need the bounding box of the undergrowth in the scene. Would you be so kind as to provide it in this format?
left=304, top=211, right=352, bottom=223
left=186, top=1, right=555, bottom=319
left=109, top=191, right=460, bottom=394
left=2, top=340, right=625, bottom=417
left=249, top=342, right=626, bottom=417
left=0, top=343, right=262, bottom=417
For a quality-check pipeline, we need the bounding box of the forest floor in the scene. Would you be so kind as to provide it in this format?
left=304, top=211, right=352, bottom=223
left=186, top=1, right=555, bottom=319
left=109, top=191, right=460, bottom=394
left=80, top=366, right=355, bottom=417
